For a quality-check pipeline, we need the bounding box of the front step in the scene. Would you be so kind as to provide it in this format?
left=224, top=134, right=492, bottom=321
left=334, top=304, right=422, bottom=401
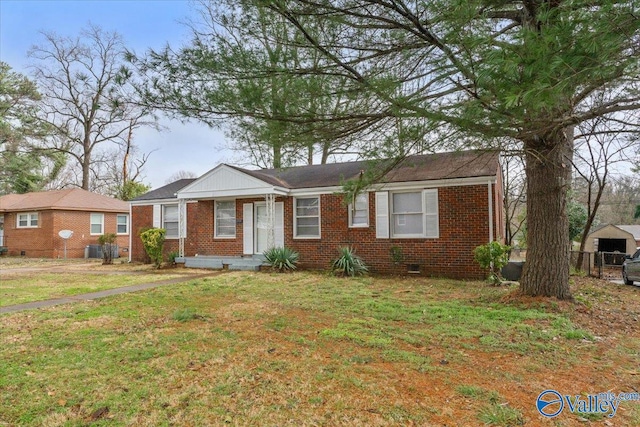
left=183, top=257, right=224, bottom=269
left=227, top=262, right=262, bottom=271
left=177, top=256, right=266, bottom=271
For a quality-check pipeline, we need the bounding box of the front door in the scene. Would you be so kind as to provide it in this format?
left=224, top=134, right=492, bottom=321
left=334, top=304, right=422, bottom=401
left=255, top=203, right=269, bottom=254
left=243, top=201, right=284, bottom=255
left=0, top=215, right=4, bottom=246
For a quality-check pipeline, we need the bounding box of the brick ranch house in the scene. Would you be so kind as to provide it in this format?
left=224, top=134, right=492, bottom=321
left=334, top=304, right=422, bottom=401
left=130, top=150, right=504, bottom=278
left=0, top=188, right=130, bottom=258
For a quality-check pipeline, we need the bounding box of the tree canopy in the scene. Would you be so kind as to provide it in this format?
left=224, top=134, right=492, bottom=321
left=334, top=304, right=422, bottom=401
left=0, top=62, right=64, bottom=194
left=135, top=0, right=640, bottom=299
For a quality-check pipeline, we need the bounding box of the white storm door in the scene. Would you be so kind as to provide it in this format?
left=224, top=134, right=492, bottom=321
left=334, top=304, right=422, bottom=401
left=255, top=203, right=269, bottom=254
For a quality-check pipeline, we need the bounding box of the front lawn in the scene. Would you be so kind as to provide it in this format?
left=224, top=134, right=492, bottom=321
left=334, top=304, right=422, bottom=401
left=0, top=259, right=206, bottom=307
left=1, top=272, right=639, bottom=426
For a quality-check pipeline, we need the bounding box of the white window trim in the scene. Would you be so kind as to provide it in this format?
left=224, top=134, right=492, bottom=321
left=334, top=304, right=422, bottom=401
left=214, top=200, right=236, bottom=239
left=116, top=214, right=129, bottom=235
left=390, top=189, right=439, bottom=239
left=163, top=204, right=179, bottom=240
left=348, top=192, right=369, bottom=228
left=293, top=196, right=321, bottom=239
left=17, top=212, right=38, bottom=228
left=90, top=213, right=104, bottom=235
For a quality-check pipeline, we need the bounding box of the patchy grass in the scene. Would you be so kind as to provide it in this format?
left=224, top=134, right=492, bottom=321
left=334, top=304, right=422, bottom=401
left=478, top=400, right=524, bottom=426
left=0, top=260, right=207, bottom=306
left=0, top=257, right=102, bottom=269
left=1, top=271, right=639, bottom=426
left=0, top=272, right=198, bottom=306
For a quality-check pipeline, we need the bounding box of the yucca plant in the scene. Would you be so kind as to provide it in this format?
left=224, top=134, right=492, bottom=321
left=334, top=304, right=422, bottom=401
left=263, top=246, right=299, bottom=272
left=331, top=246, right=369, bottom=277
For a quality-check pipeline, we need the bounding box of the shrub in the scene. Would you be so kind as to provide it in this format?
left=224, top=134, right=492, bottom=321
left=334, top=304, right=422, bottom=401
left=473, top=241, right=511, bottom=285
left=167, top=250, right=180, bottom=264
left=263, top=246, right=299, bottom=272
left=140, top=228, right=166, bottom=268
left=332, top=246, right=369, bottom=277
left=97, top=233, right=117, bottom=265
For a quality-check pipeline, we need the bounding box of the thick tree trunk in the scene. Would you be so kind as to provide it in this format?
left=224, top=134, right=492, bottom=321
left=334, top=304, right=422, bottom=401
left=520, top=132, right=573, bottom=299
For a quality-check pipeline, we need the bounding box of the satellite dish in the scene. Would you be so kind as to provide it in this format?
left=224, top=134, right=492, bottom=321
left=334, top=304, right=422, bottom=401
left=58, top=230, right=73, bottom=239
left=58, top=230, right=73, bottom=259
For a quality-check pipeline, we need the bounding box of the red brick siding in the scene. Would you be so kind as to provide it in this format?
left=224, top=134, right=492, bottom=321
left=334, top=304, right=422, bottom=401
left=2, top=210, right=129, bottom=258
left=283, top=187, right=491, bottom=279
left=130, top=205, right=152, bottom=262
left=130, top=184, right=496, bottom=279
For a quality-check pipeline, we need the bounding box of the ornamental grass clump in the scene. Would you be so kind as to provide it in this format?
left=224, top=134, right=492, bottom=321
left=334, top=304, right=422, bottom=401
left=263, top=246, right=299, bottom=272
left=332, top=246, right=369, bottom=277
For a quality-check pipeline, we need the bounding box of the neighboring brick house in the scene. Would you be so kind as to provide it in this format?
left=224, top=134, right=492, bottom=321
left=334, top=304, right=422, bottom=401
left=0, top=188, right=130, bottom=258
left=130, top=150, right=504, bottom=279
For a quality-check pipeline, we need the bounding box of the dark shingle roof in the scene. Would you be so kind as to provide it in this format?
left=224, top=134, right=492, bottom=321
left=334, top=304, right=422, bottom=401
left=135, top=150, right=499, bottom=201
left=132, top=179, right=196, bottom=201
left=237, top=150, right=499, bottom=189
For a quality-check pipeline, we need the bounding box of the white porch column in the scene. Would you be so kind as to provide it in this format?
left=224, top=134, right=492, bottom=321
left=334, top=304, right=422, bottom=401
left=265, top=194, right=275, bottom=249
left=178, top=199, right=187, bottom=257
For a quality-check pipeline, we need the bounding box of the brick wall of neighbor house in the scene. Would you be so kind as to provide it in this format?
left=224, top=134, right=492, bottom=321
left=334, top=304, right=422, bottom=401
left=2, top=211, right=55, bottom=257
left=3, top=210, right=129, bottom=258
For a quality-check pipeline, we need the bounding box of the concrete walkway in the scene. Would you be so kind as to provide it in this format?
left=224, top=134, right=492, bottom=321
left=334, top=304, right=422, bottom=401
left=0, top=272, right=222, bottom=315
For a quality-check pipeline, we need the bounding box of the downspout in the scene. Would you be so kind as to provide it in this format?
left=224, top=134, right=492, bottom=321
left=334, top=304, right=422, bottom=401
left=488, top=180, right=494, bottom=242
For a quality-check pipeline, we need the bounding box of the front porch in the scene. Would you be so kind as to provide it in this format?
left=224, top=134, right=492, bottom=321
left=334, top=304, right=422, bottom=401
left=175, top=255, right=268, bottom=271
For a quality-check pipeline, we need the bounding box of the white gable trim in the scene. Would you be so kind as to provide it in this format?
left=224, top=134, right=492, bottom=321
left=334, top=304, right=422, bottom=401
left=287, top=175, right=497, bottom=197
left=177, top=164, right=288, bottom=199
left=369, top=175, right=497, bottom=191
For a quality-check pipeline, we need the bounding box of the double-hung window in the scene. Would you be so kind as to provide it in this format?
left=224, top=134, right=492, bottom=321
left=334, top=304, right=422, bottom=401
left=163, top=205, right=179, bottom=239
left=117, top=214, right=129, bottom=234
left=389, top=189, right=438, bottom=238
left=215, top=200, right=236, bottom=238
left=392, top=192, right=423, bottom=237
left=294, top=197, right=320, bottom=238
left=17, top=212, right=38, bottom=228
left=90, top=213, right=104, bottom=235
left=349, top=193, right=369, bottom=228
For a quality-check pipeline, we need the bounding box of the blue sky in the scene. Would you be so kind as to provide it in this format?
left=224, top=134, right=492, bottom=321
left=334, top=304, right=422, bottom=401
left=0, top=0, right=231, bottom=188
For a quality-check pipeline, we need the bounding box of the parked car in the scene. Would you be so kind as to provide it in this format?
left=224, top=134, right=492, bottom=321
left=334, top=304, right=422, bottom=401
left=622, top=249, right=640, bottom=285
